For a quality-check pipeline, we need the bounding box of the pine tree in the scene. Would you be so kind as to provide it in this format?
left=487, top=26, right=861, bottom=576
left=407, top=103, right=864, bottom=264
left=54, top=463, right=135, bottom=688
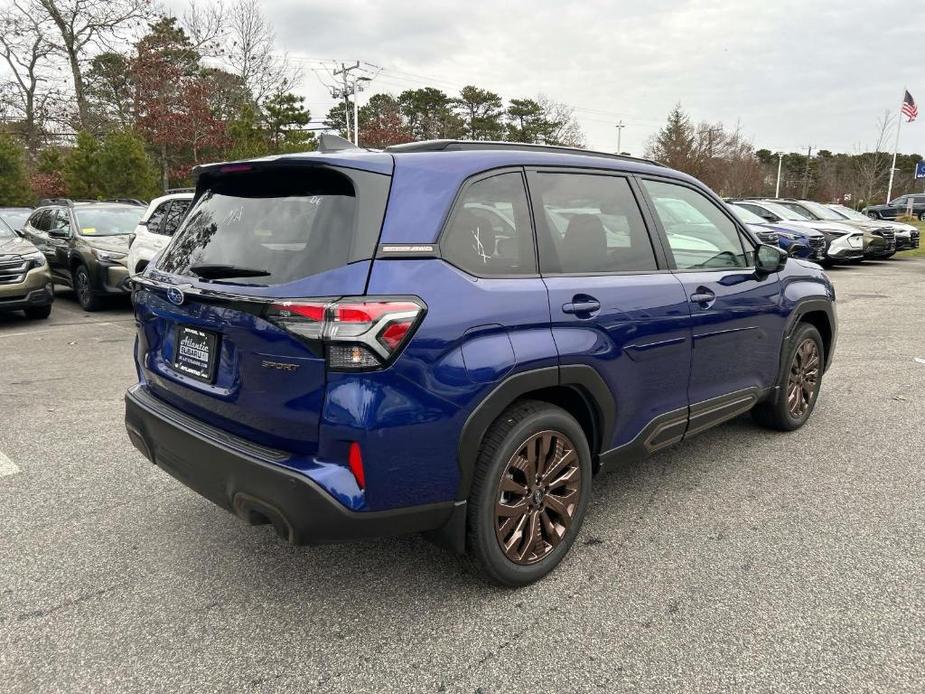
left=0, top=135, right=32, bottom=205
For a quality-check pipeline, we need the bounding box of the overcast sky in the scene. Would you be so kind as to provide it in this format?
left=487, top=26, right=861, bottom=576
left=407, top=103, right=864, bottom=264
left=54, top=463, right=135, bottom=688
left=245, top=0, right=925, bottom=157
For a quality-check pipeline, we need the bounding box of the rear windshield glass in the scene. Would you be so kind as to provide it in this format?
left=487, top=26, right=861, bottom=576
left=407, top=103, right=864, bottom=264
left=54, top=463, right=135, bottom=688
left=156, top=166, right=390, bottom=285
left=74, top=207, right=145, bottom=236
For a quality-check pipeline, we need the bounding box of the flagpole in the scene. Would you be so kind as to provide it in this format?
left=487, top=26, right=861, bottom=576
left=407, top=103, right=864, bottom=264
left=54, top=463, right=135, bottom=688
left=886, top=88, right=905, bottom=204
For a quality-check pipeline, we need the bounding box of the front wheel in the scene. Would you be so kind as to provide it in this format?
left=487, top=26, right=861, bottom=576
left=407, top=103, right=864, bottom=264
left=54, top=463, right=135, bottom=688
left=73, top=265, right=101, bottom=312
left=752, top=323, right=824, bottom=431
left=918, top=212, right=925, bottom=221
left=466, top=400, right=592, bottom=586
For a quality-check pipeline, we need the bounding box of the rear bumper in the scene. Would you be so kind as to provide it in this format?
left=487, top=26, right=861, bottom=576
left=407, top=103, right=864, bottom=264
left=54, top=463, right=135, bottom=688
left=124, top=384, right=454, bottom=544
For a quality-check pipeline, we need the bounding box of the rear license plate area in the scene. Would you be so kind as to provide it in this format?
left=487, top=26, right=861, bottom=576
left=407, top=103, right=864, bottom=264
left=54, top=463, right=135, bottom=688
left=173, top=325, right=219, bottom=383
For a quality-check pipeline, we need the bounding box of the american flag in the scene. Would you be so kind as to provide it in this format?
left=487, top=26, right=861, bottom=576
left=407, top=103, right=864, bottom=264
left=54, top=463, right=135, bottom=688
left=901, top=90, right=918, bottom=122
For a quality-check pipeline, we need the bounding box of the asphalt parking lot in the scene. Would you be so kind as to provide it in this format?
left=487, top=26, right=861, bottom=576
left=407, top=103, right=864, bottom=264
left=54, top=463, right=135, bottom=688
left=1, top=260, right=924, bottom=694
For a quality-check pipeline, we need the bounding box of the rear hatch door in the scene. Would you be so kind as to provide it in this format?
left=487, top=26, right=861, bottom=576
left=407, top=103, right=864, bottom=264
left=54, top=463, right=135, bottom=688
left=133, top=157, right=392, bottom=454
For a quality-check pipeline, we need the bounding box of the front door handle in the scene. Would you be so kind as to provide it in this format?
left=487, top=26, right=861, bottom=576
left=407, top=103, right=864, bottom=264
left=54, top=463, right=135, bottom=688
left=562, top=299, right=601, bottom=315
left=689, top=289, right=716, bottom=306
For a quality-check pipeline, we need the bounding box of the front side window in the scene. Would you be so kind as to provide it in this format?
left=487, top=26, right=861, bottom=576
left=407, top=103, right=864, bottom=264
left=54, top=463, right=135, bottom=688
left=532, top=172, right=657, bottom=274
left=643, top=179, right=750, bottom=270
left=441, top=171, right=535, bottom=277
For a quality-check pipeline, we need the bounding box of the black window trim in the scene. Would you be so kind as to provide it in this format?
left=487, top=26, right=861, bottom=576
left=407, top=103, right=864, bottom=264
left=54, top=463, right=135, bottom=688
left=635, top=173, right=759, bottom=274
left=436, top=166, right=540, bottom=279
left=524, top=165, right=671, bottom=278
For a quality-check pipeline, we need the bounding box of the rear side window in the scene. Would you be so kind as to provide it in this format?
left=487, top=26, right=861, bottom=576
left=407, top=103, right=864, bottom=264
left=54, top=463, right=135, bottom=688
left=642, top=179, right=751, bottom=270
left=157, top=167, right=390, bottom=285
left=30, top=210, right=51, bottom=231
left=441, top=172, right=535, bottom=277
left=145, top=202, right=169, bottom=234
left=162, top=200, right=190, bottom=236
left=532, top=172, right=658, bottom=274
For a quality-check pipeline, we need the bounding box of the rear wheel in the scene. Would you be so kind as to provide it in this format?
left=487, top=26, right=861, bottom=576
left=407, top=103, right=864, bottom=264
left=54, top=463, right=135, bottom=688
left=24, top=305, right=51, bottom=319
left=73, top=264, right=101, bottom=312
left=466, top=400, right=592, bottom=586
left=918, top=212, right=925, bottom=221
left=752, top=323, right=824, bottom=431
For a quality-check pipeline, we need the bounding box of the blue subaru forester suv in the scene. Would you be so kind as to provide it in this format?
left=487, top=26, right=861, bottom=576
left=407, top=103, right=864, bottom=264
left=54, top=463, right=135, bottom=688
left=125, top=140, right=837, bottom=586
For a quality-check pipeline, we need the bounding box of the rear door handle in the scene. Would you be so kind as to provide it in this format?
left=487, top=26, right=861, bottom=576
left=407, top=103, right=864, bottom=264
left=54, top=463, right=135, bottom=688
left=562, top=299, right=601, bottom=315
left=689, top=289, right=716, bottom=306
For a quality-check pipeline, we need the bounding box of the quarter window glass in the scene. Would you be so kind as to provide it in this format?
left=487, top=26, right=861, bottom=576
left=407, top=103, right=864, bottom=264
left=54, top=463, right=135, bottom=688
left=642, top=180, right=750, bottom=269
left=53, top=209, right=71, bottom=231
left=162, top=200, right=191, bottom=236
left=532, top=173, right=657, bottom=274
left=441, top=172, right=535, bottom=277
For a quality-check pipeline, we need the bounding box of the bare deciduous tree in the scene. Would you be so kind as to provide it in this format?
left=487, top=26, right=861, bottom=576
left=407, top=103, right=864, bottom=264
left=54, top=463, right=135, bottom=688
left=181, top=0, right=227, bottom=58
left=0, top=0, right=56, bottom=154
left=853, top=110, right=893, bottom=205
left=226, top=0, right=299, bottom=102
left=36, top=0, right=153, bottom=128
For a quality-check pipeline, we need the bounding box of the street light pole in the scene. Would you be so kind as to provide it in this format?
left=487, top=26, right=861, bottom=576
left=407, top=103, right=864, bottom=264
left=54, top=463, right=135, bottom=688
left=615, top=120, right=625, bottom=154
left=775, top=152, right=783, bottom=198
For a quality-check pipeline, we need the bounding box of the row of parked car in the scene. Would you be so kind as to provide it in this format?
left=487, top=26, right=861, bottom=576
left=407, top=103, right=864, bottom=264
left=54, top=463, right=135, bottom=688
left=0, top=188, right=920, bottom=322
left=0, top=191, right=193, bottom=317
left=726, top=198, right=920, bottom=266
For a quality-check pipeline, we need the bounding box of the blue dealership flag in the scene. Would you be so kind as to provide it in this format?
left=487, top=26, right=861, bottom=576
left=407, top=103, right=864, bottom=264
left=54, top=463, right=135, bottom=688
left=915, top=161, right=925, bottom=179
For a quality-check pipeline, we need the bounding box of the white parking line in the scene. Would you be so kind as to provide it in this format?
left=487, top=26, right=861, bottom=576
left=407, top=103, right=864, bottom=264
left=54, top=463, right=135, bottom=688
left=0, top=451, right=20, bottom=478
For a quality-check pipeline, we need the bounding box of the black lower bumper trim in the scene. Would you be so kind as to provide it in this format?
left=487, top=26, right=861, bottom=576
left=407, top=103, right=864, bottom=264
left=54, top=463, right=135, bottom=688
left=124, top=385, right=455, bottom=545
left=0, top=288, right=54, bottom=311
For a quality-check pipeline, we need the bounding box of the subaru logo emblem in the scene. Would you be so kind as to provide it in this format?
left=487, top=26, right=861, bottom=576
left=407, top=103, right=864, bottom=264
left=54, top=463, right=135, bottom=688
left=166, top=287, right=184, bottom=306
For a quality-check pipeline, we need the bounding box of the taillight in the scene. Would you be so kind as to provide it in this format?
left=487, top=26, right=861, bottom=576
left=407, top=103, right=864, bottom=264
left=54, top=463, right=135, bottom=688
left=267, top=298, right=425, bottom=370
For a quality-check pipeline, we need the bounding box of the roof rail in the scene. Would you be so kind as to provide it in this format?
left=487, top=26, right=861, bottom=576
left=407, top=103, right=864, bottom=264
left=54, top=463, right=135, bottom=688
left=384, top=139, right=666, bottom=167
left=165, top=188, right=194, bottom=194
left=37, top=197, right=74, bottom=207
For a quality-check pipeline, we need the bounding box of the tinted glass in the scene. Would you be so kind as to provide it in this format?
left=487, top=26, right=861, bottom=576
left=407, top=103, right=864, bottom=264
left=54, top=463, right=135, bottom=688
left=30, top=210, right=51, bottom=231
left=533, top=173, right=657, bottom=274
left=728, top=203, right=766, bottom=225
left=162, top=200, right=191, bottom=236
left=441, top=172, right=535, bottom=276
left=158, top=166, right=389, bottom=285
left=643, top=180, right=750, bottom=269
left=73, top=206, right=144, bottom=236
left=146, top=202, right=169, bottom=234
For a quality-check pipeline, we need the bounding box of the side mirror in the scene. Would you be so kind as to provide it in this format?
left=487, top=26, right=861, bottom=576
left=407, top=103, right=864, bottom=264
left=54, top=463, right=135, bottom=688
left=756, top=243, right=786, bottom=274
left=48, top=226, right=70, bottom=239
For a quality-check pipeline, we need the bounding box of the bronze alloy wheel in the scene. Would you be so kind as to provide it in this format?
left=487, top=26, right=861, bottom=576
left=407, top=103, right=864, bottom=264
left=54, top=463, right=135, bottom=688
left=787, top=338, right=820, bottom=418
left=495, top=430, right=582, bottom=565
left=76, top=268, right=91, bottom=306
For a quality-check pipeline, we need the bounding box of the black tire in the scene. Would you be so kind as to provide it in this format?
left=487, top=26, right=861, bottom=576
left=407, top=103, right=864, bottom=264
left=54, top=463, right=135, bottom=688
left=466, top=400, right=592, bottom=586
left=918, top=212, right=925, bottom=221
left=73, top=264, right=101, bottom=312
left=867, top=212, right=879, bottom=219
left=752, top=323, right=824, bottom=431
left=23, top=305, right=51, bottom=319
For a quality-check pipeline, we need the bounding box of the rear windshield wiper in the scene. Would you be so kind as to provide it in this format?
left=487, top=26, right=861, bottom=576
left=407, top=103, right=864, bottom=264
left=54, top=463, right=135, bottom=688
left=189, top=263, right=271, bottom=280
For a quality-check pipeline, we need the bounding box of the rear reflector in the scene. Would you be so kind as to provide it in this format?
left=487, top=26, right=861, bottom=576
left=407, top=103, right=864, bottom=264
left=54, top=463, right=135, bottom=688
left=348, top=442, right=365, bottom=489
left=267, top=297, right=425, bottom=370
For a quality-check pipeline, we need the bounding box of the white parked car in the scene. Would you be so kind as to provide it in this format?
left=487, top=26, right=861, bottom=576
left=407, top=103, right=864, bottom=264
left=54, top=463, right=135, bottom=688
left=126, top=192, right=194, bottom=274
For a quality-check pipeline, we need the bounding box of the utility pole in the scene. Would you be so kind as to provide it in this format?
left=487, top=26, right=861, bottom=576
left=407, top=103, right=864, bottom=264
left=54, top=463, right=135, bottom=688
left=615, top=120, right=625, bottom=154
left=775, top=152, right=784, bottom=198
left=801, top=146, right=812, bottom=198
left=705, top=127, right=722, bottom=158
left=331, top=62, right=372, bottom=146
